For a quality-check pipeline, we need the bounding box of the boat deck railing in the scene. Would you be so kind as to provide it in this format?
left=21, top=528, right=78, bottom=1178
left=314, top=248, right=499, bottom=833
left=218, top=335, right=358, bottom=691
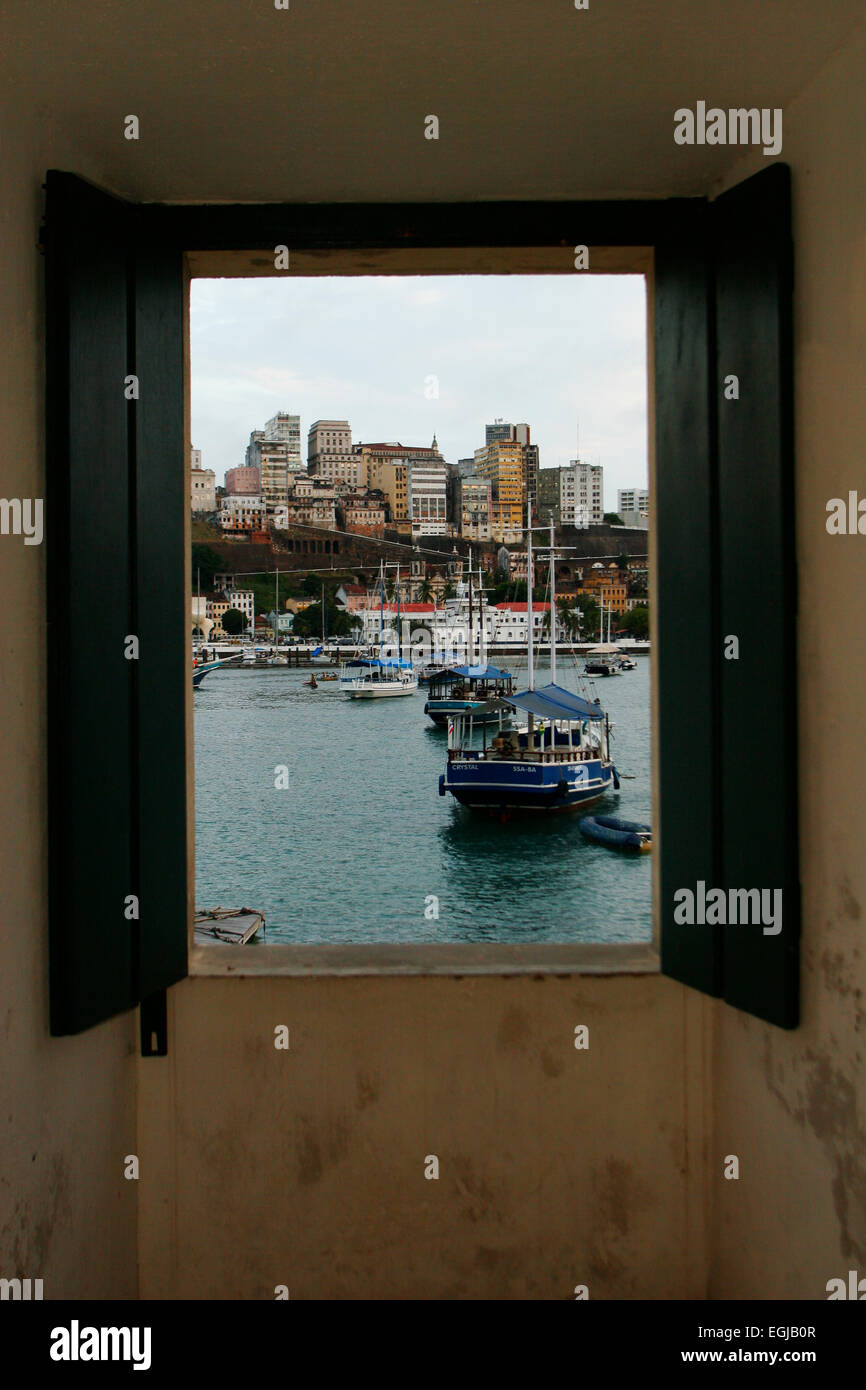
left=449, top=745, right=599, bottom=764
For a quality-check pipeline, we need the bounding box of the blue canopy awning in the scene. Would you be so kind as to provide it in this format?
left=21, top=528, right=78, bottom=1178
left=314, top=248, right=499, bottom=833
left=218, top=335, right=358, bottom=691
left=345, top=656, right=414, bottom=670
left=504, top=682, right=604, bottom=721
left=439, top=664, right=513, bottom=682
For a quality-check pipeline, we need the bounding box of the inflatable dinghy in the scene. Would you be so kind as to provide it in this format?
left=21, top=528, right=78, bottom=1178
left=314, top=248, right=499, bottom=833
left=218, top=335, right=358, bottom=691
left=579, top=815, right=652, bottom=852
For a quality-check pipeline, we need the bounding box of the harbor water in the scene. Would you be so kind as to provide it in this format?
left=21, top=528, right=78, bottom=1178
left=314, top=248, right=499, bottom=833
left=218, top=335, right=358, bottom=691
left=194, top=657, right=653, bottom=944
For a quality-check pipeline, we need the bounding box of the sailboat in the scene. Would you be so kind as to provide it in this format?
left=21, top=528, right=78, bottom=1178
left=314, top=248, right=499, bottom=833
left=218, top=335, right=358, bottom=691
left=340, top=562, right=418, bottom=698
left=310, top=584, right=333, bottom=664
left=584, top=597, right=623, bottom=675
left=439, top=510, right=618, bottom=811
left=424, top=557, right=514, bottom=725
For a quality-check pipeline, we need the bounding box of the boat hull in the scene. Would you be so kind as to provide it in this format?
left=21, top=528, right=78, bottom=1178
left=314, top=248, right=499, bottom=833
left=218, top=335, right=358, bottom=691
left=425, top=699, right=510, bottom=728
left=441, top=757, right=615, bottom=811
left=342, top=680, right=418, bottom=698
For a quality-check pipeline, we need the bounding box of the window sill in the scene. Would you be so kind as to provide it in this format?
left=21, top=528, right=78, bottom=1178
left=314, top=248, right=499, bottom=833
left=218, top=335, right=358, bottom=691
left=188, top=941, right=660, bottom=978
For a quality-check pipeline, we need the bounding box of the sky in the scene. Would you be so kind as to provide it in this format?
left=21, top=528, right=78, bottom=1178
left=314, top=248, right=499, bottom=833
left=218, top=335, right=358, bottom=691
left=190, top=274, right=648, bottom=513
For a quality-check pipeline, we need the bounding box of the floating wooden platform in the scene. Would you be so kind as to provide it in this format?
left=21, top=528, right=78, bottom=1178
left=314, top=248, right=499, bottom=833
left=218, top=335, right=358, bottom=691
left=194, top=908, right=265, bottom=945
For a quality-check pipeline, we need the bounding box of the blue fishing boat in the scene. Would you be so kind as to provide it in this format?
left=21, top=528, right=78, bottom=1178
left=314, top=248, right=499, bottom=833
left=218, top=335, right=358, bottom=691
left=439, top=512, right=618, bottom=812
left=193, top=659, right=227, bottom=689
left=424, top=663, right=515, bottom=727
left=580, top=815, right=651, bottom=852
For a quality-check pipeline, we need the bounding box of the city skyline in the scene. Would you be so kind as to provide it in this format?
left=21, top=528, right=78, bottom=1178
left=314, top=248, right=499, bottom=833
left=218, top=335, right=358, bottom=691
left=190, top=274, right=648, bottom=513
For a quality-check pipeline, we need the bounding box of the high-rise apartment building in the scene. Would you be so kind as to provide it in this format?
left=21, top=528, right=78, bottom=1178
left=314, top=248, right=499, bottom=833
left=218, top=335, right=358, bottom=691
left=618, top=487, right=649, bottom=517
left=560, top=460, right=603, bottom=526
left=485, top=419, right=515, bottom=445
left=263, top=412, right=302, bottom=461
left=245, top=429, right=265, bottom=468
left=473, top=439, right=524, bottom=540
left=245, top=413, right=303, bottom=508
left=536, top=468, right=562, bottom=525
left=482, top=422, right=537, bottom=517
left=308, top=420, right=361, bottom=485
left=458, top=475, right=492, bottom=539
left=407, top=459, right=449, bottom=536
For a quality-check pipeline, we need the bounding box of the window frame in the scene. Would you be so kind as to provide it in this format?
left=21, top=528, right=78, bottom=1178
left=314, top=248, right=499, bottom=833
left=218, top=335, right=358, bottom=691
left=45, top=170, right=798, bottom=1034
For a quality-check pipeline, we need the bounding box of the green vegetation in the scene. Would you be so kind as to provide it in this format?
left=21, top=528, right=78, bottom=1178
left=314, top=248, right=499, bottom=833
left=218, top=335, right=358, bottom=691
left=221, top=608, right=246, bottom=635
left=618, top=604, right=649, bottom=639
left=290, top=585, right=353, bottom=639
left=191, top=543, right=226, bottom=589
left=191, top=519, right=223, bottom=543
left=603, top=512, right=624, bottom=526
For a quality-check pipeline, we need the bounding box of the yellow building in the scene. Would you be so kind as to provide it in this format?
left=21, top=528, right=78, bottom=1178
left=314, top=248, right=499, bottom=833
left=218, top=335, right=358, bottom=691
left=354, top=446, right=409, bottom=521
left=473, top=440, right=524, bottom=538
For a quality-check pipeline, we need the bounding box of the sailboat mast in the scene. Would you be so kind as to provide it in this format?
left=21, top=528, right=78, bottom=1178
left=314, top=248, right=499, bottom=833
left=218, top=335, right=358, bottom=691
left=468, top=548, right=474, bottom=665
left=549, top=519, right=557, bottom=685
left=379, top=562, right=384, bottom=656
left=479, top=558, right=484, bottom=665
left=396, top=563, right=402, bottom=660
left=527, top=502, right=535, bottom=692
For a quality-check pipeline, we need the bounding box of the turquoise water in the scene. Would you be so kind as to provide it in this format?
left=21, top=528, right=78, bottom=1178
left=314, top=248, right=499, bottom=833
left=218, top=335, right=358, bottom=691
left=194, top=658, right=652, bottom=943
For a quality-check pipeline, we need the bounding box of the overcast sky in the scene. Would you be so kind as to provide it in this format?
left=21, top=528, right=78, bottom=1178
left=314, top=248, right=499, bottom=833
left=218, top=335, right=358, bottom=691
left=190, top=275, right=648, bottom=513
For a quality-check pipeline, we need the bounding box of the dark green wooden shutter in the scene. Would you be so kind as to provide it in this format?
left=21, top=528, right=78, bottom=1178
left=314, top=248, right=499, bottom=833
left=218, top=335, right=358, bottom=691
left=134, top=243, right=188, bottom=1000
left=658, top=165, right=798, bottom=1028
left=713, top=165, right=798, bottom=1028
left=656, top=207, right=724, bottom=1000
left=45, top=172, right=188, bottom=1033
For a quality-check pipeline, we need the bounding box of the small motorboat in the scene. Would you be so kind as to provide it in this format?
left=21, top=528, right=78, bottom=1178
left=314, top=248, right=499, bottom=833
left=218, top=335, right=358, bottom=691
left=318, top=672, right=338, bottom=681
left=579, top=815, right=651, bottom=852
left=619, top=655, right=637, bottom=670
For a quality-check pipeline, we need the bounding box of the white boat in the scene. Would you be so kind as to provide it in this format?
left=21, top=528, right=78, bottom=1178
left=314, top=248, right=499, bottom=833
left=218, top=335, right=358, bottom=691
left=340, top=562, right=419, bottom=698
left=340, top=657, right=418, bottom=697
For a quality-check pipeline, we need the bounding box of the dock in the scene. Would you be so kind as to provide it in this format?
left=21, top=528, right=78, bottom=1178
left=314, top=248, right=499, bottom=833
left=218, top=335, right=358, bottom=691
left=194, top=908, right=265, bottom=945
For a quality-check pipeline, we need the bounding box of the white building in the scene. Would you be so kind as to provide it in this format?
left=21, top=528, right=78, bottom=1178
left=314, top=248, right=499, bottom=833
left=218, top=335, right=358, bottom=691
left=219, top=494, right=267, bottom=531
left=308, top=419, right=361, bottom=485
left=263, top=413, right=302, bottom=464
left=221, top=587, right=255, bottom=631
left=408, top=460, right=449, bottom=536
left=560, top=460, right=603, bottom=526
left=618, top=487, right=649, bottom=518
left=491, top=602, right=557, bottom=644
left=191, top=463, right=216, bottom=512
